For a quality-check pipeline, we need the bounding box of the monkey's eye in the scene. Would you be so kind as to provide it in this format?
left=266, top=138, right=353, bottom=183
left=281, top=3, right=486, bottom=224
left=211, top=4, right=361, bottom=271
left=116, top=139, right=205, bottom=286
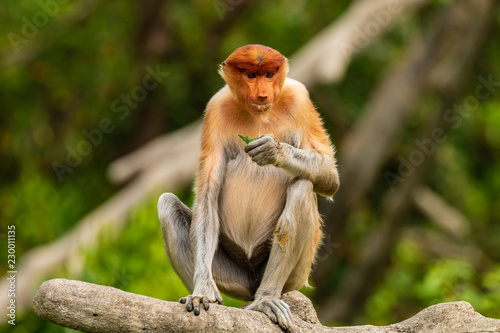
left=247, top=73, right=256, bottom=79
left=266, top=72, right=275, bottom=78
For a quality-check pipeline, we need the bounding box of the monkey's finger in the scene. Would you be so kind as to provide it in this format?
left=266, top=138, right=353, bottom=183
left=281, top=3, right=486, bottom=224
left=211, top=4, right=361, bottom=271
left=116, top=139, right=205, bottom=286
left=245, top=134, right=276, bottom=151
left=249, top=147, right=275, bottom=158
left=245, top=139, right=275, bottom=155
left=192, top=297, right=201, bottom=315
left=245, top=140, right=264, bottom=153
left=253, top=155, right=277, bottom=166
left=179, top=297, right=187, bottom=304
left=251, top=149, right=278, bottom=165
left=249, top=146, right=277, bottom=159
left=202, top=296, right=210, bottom=310
left=187, top=297, right=194, bottom=312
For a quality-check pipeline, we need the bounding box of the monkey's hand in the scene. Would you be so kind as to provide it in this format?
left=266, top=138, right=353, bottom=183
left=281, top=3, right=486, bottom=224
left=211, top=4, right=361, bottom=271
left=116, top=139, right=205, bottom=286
left=245, top=295, right=293, bottom=331
left=179, top=281, right=224, bottom=315
left=244, top=134, right=284, bottom=166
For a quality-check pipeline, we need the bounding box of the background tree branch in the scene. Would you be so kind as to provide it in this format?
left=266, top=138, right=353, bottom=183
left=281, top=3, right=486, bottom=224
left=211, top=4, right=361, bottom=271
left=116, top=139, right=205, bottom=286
left=289, top=0, right=429, bottom=86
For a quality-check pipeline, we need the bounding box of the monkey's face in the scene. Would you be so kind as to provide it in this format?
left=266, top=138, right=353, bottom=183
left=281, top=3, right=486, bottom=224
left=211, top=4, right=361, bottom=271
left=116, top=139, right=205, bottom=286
left=241, top=72, right=279, bottom=113
left=219, top=44, right=288, bottom=114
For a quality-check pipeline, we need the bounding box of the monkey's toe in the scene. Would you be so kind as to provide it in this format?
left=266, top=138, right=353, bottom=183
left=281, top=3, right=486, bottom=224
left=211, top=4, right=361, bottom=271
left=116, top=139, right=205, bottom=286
left=192, top=297, right=201, bottom=315
left=202, top=296, right=210, bottom=310
left=186, top=297, right=194, bottom=312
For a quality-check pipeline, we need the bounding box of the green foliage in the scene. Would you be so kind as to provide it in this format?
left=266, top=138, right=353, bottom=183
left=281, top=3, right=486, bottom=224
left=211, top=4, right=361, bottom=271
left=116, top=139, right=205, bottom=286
left=364, top=239, right=500, bottom=325
left=0, top=166, right=114, bottom=267
left=238, top=134, right=261, bottom=144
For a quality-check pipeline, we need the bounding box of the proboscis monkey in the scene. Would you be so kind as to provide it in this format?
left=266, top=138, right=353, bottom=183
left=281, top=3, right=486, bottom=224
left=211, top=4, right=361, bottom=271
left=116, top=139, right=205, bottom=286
left=158, top=44, right=339, bottom=330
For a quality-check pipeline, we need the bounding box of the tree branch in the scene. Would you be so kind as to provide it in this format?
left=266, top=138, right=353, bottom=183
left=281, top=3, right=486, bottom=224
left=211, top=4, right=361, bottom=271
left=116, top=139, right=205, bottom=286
left=34, top=279, right=500, bottom=333
left=107, top=119, right=202, bottom=184
left=288, top=0, right=429, bottom=86
left=412, top=185, right=470, bottom=239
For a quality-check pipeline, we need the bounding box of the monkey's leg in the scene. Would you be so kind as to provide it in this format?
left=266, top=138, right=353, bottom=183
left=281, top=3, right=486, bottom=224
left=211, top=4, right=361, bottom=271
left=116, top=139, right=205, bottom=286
left=245, top=179, right=319, bottom=330
left=158, top=193, right=257, bottom=301
left=158, top=193, right=195, bottom=292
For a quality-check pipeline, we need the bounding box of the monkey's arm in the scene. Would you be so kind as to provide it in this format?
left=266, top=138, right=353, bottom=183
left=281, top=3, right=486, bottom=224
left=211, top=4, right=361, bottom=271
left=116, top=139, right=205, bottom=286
left=245, top=135, right=339, bottom=197
left=278, top=142, right=339, bottom=197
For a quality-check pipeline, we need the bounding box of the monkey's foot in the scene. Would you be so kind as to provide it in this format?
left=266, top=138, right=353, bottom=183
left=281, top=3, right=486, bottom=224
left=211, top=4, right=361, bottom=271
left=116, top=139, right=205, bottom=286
left=246, top=295, right=293, bottom=331
left=180, top=289, right=224, bottom=315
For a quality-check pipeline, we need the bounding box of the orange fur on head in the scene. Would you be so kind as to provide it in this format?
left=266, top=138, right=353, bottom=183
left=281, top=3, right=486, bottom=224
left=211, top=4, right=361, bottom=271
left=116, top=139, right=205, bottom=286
left=219, top=45, right=288, bottom=114
left=224, top=44, right=286, bottom=74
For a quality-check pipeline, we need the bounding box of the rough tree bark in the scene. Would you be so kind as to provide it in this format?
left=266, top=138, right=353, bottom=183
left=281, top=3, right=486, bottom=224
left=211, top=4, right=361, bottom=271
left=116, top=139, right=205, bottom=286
left=34, top=279, right=500, bottom=333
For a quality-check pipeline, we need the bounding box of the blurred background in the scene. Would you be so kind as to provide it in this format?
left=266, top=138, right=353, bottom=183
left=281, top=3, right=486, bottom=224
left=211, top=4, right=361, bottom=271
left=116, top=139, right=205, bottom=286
left=1, top=0, right=500, bottom=331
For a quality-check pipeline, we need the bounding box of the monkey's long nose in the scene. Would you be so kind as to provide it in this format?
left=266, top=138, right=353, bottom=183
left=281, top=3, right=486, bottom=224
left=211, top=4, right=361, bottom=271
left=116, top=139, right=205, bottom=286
left=258, top=93, right=268, bottom=103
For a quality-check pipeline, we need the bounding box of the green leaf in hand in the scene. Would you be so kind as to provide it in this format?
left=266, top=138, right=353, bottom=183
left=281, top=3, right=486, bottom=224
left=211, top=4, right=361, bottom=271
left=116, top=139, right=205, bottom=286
left=238, top=134, right=260, bottom=144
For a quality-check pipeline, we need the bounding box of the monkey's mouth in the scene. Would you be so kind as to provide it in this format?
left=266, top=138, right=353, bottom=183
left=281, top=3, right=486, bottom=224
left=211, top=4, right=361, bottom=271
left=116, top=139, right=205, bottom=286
left=251, top=103, right=272, bottom=112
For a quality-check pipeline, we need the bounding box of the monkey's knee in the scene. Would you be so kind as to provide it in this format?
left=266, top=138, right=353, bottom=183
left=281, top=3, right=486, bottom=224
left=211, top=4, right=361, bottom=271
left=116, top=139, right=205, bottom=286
left=158, top=192, right=178, bottom=223
left=287, top=179, right=315, bottom=207
left=279, top=179, right=318, bottom=245
left=158, top=193, right=180, bottom=240
left=158, top=193, right=192, bottom=228
left=158, top=192, right=193, bottom=248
